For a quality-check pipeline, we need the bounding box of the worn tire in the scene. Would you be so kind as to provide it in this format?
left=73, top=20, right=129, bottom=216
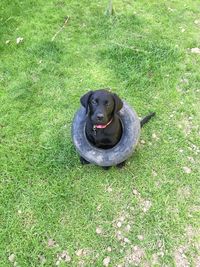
left=72, top=101, right=141, bottom=166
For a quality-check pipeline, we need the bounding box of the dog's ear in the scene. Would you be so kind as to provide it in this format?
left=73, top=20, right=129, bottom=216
left=80, top=91, right=93, bottom=113
left=112, top=93, right=123, bottom=113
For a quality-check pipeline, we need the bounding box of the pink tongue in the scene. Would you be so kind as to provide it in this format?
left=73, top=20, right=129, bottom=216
left=95, top=124, right=106, bottom=129
left=94, top=119, right=113, bottom=129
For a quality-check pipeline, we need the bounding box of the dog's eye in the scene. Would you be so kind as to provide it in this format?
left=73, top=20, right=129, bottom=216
left=91, top=99, right=97, bottom=105
left=105, top=101, right=110, bottom=107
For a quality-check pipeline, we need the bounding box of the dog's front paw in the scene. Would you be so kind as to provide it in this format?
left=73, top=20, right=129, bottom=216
left=80, top=156, right=90, bottom=165
left=116, top=161, right=126, bottom=169
left=102, top=166, right=111, bottom=170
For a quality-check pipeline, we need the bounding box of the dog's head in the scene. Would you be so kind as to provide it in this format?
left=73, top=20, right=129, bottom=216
left=80, top=89, right=123, bottom=125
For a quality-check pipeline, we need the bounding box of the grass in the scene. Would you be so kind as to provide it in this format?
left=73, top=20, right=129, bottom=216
left=0, top=0, right=200, bottom=266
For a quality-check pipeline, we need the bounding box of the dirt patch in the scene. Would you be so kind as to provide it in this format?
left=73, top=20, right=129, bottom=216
left=38, top=255, right=46, bottom=264
left=132, top=189, right=152, bottom=213
left=8, top=254, right=16, bottom=263
left=151, top=253, right=160, bottom=265
left=186, top=225, right=196, bottom=240
left=174, top=246, right=189, bottom=267
left=124, top=246, right=145, bottom=266
left=185, top=225, right=200, bottom=253
left=182, top=166, right=192, bottom=174
left=75, top=248, right=90, bottom=257
left=96, top=226, right=103, bottom=235
left=56, top=250, right=71, bottom=265
left=191, top=48, right=200, bottom=54
left=178, top=117, right=195, bottom=136
left=47, top=238, right=58, bottom=248
left=177, top=186, right=191, bottom=198
left=194, top=256, right=200, bottom=267
left=189, top=205, right=200, bottom=213
left=113, top=210, right=133, bottom=246
left=103, top=256, right=111, bottom=266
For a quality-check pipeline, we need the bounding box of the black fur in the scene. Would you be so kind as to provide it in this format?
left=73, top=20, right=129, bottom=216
left=140, top=112, right=156, bottom=127
left=80, top=89, right=155, bottom=169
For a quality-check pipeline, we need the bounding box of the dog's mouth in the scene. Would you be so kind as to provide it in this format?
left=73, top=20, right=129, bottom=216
left=93, top=118, right=113, bottom=129
left=91, top=115, right=110, bottom=126
left=92, top=117, right=113, bottom=128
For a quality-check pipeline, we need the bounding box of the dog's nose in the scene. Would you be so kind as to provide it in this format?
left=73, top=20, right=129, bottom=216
left=97, top=114, right=104, bottom=121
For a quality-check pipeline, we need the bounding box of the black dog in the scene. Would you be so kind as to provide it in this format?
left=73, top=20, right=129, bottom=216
left=80, top=89, right=155, bottom=169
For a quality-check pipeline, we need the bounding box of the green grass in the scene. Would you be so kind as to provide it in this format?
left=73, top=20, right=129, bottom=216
left=0, top=0, right=200, bottom=266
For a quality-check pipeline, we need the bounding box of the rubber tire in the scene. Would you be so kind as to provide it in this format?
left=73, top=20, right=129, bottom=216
left=72, top=101, right=141, bottom=166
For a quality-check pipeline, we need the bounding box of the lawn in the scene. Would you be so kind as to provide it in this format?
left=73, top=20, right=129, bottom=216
left=0, top=0, right=200, bottom=266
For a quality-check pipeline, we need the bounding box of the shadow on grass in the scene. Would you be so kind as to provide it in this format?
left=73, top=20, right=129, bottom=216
left=10, top=41, right=64, bottom=102
left=36, top=129, right=78, bottom=173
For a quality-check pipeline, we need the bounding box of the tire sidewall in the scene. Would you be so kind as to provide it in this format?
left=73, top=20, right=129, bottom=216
left=72, top=101, right=141, bottom=166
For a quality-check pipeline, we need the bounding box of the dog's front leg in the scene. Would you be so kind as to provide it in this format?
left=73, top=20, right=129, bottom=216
left=80, top=156, right=90, bottom=165
left=102, top=166, right=111, bottom=170
left=116, top=161, right=126, bottom=169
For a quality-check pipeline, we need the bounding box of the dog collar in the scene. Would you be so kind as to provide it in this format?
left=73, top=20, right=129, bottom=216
left=93, top=118, right=113, bottom=129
